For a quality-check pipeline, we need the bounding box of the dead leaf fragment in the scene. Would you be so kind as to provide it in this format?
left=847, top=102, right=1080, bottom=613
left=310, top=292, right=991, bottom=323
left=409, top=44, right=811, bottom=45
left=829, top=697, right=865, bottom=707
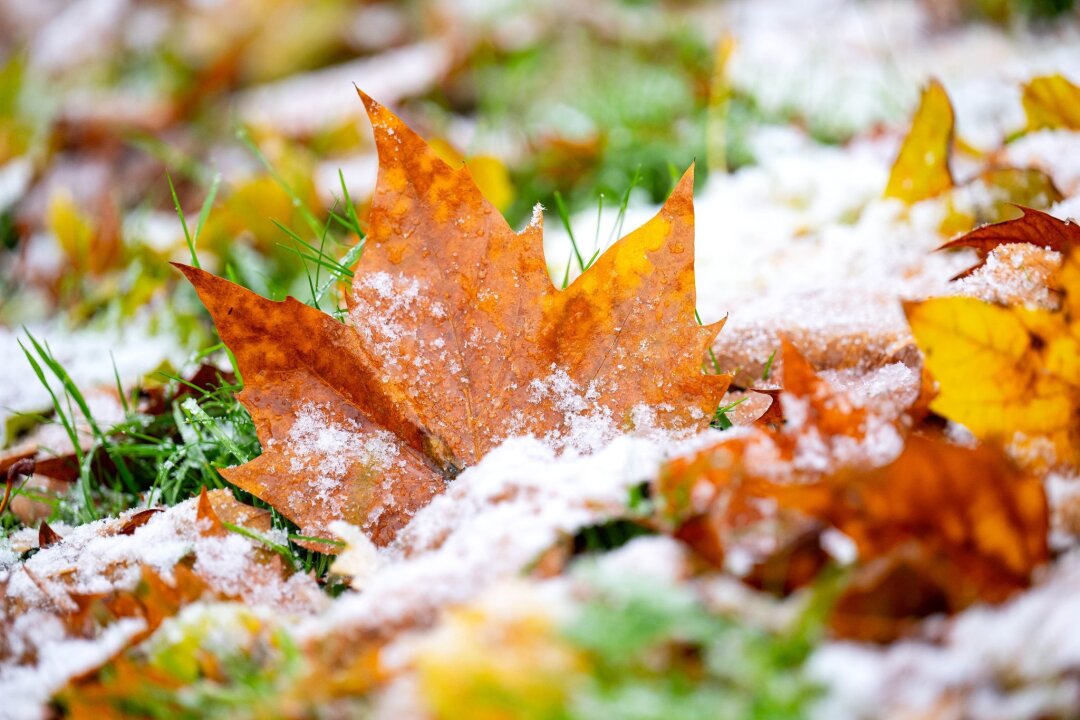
left=180, top=90, right=729, bottom=545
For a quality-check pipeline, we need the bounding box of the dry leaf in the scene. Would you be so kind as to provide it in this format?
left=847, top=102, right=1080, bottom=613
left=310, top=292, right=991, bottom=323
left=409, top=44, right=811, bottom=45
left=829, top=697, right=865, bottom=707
left=884, top=79, right=955, bottom=203
left=656, top=340, right=885, bottom=574
left=179, top=90, right=729, bottom=546
left=942, top=205, right=1080, bottom=277
left=906, top=246, right=1080, bottom=468
left=660, top=432, right=1048, bottom=641
left=1021, top=74, right=1080, bottom=132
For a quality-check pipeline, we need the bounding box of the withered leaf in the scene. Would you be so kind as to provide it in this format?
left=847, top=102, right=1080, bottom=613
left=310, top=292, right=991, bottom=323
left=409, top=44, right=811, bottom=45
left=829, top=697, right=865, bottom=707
left=38, top=519, right=62, bottom=549
left=942, top=205, right=1080, bottom=278
left=180, top=90, right=729, bottom=546
left=660, top=431, right=1048, bottom=641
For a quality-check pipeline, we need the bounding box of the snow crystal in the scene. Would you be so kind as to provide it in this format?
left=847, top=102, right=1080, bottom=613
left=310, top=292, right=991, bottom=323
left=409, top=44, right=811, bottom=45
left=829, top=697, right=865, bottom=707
left=525, top=368, right=617, bottom=453
left=954, top=245, right=1063, bottom=309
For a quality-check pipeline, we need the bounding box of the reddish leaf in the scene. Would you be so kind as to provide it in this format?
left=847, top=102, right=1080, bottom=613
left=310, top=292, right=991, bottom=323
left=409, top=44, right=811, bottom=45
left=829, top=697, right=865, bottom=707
left=179, top=90, right=729, bottom=546
left=38, top=520, right=62, bottom=549
left=942, top=205, right=1080, bottom=278
left=118, top=509, right=163, bottom=536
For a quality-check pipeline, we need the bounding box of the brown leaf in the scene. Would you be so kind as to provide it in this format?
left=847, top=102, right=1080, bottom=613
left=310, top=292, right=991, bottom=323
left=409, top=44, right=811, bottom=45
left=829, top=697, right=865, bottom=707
left=179, top=90, right=729, bottom=545
left=0, top=457, right=35, bottom=516
left=771, top=338, right=867, bottom=449
left=660, top=432, right=1048, bottom=641
left=38, top=519, right=63, bottom=549
left=942, top=205, right=1080, bottom=278
left=118, top=509, right=163, bottom=536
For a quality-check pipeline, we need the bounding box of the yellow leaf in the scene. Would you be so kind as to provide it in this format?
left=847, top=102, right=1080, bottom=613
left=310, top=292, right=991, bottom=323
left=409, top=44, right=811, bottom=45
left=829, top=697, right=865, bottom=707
left=1021, top=74, right=1080, bottom=131
left=884, top=79, right=955, bottom=204
left=429, top=138, right=515, bottom=213
left=46, top=189, right=94, bottom=270
left=905, top=251, right=1080, bottom=467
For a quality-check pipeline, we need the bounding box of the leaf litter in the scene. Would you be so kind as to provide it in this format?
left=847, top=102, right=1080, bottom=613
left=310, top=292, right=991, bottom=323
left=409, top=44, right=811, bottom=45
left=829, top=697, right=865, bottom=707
left=4, top=2, right=1080, bottom=718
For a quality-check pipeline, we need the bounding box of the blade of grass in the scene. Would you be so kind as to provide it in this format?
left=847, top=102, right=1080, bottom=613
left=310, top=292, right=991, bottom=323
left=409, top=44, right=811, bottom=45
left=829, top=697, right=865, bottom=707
left=166, top=170, right=199, bottom=268
left=554, top=191, right=585, bottom=272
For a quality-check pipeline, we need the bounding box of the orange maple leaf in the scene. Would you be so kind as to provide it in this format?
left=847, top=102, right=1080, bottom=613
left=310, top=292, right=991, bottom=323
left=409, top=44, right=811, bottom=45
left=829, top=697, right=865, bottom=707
left=179, top=90, right=730, bottom=546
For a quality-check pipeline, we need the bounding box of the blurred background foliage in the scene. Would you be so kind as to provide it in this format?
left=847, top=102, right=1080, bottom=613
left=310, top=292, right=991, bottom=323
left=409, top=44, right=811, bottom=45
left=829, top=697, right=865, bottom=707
left=0, top=0, right=1077, bottom=327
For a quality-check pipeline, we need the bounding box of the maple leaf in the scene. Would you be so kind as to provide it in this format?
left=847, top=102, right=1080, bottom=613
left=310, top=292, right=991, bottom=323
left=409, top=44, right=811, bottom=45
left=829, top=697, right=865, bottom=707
left=941, top=205, right=1080, bottom=277
left=179, top=90, right=730, bottom=546
left=906, top=246, right=1080, bottom=468
left=884, top=79, right=955, bottom=204
left=1021, top=74, right=1080, bottom=131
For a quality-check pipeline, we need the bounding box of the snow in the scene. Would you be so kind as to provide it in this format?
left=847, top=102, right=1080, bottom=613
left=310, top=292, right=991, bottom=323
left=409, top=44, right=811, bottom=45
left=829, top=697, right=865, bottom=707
left=286, top=401, right=402, bottom=517
left=0, top=616, right=146, bottom=720
left=954, top=244, right=1064, bottom=308
left=0, top=497, right=324, bottom=719
left=809, top=552, right=1080, bottom=720
left=300, top=432, right=687, bottom=638
left=0, top=313, right=189, bottom=430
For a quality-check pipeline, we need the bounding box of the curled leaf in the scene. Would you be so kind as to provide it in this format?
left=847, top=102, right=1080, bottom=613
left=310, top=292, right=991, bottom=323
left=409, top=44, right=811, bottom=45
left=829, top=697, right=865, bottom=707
left=942, top=205, right=1080, bottom=278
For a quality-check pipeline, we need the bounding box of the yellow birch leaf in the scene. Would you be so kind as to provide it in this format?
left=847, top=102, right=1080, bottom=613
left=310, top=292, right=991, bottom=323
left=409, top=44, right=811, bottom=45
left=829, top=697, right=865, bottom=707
left=884, top=79, right=955, bottom=203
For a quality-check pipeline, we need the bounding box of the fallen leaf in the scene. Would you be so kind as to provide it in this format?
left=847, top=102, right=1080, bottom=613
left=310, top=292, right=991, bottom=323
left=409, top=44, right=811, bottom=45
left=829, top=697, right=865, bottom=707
left=38, top=519, right=62, bottom=548
left=660, top=432, right=1048, bottom=641
left=906, top=247, right=1080, bottom=468
left=179, top=90, right=729, bottom=546
left=884, top=79, right=955, bottom=203
left=118, top=509, right=163, bottom=536
left=942, top=205, right=1080, bottom=277
left=1021, top=74, right=1080, bottom=131
left=655, top=340, right=887, bottom=573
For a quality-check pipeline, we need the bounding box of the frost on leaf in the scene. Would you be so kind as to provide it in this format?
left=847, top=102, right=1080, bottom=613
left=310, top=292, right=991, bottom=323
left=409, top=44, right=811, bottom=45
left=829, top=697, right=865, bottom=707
left=906, top=246, right=1080, bottom=469
left=178, top=90, right=730, bottom=547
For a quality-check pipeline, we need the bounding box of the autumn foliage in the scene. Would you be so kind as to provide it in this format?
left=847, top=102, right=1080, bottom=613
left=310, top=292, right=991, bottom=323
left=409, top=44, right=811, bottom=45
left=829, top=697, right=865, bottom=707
left=178, top=91, right=729, bottom=546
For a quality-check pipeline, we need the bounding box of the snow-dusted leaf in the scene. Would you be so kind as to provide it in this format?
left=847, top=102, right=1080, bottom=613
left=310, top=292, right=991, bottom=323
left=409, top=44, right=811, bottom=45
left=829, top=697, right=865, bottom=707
left=906, top=246, right=1080, bottom=469
left=178, top=90, right=729, bottom=546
